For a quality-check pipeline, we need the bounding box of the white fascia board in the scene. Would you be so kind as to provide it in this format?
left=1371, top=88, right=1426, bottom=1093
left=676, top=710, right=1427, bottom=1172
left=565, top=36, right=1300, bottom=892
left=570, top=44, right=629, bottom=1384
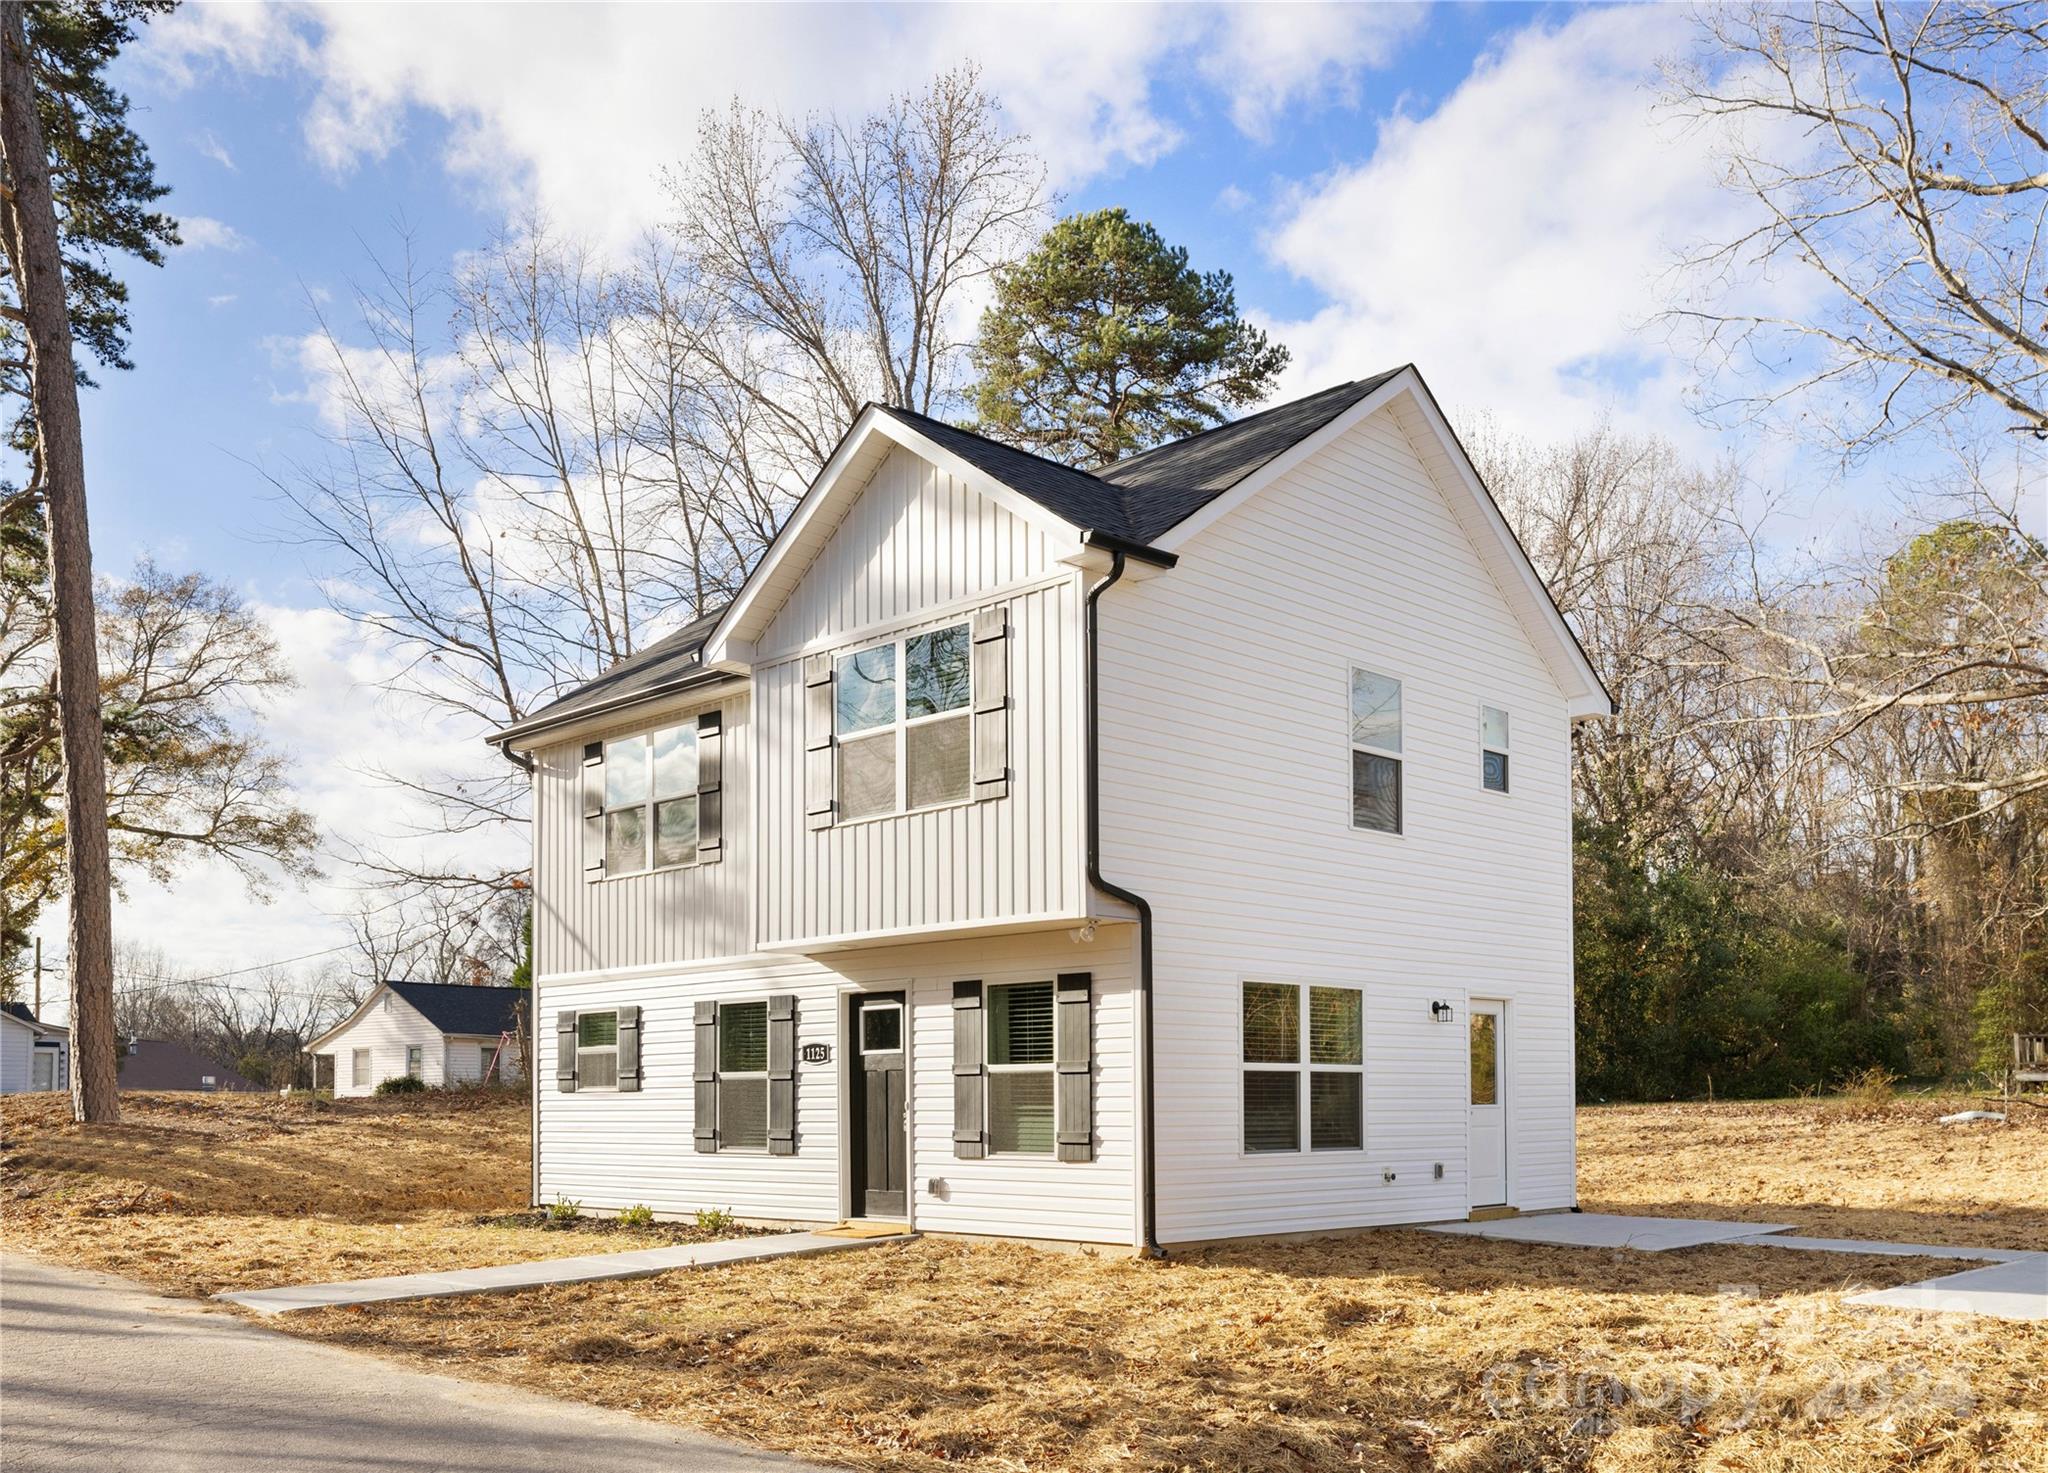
left=305, top=982, right=389, bottom=1053
left=504, top=674, right=749, bottom=756
left=704, top=409, right=1087, bottom=662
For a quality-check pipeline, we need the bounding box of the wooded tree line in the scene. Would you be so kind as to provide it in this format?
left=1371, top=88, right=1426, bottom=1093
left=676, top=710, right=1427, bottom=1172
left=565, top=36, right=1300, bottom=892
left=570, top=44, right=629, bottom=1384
left=3, top=6, right=2040, bottom=1118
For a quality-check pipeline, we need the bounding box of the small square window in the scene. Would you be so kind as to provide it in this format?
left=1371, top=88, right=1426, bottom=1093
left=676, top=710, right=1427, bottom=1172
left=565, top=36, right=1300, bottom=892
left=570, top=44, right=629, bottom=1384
left=860, top=1003, right=902, bottom=1054
left=1483, top=750, right=1510, bottom=793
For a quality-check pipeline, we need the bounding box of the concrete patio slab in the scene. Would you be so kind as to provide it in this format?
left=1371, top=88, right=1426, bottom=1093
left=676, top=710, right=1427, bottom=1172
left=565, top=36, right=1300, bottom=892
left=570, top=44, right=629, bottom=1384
left=216, top=1230, right=909, bottom=1316
left=1847, top=1255, right=2048, bottom=1322
left=1735, top=1233, right=2038, bottom=1263
left=1423, top=1213, right=1796, bottom=1252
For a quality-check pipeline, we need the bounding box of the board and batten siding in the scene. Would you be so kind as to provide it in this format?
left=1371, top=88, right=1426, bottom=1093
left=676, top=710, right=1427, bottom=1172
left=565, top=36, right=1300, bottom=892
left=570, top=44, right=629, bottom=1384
left=748, top=442, right=1087, bottom=949
left=1096, top=402, right=1579, bottom=1243
left=757, top=443, right=1059, bottom=659
left=534, top=927, right=1136, bottom=1243
left=532, top=690, right=751, bottom=979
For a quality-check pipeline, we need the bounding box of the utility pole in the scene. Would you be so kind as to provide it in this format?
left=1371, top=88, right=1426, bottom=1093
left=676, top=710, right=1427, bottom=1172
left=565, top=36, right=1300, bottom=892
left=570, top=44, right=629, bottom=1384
left=34, top=937, right=42, bottom=1016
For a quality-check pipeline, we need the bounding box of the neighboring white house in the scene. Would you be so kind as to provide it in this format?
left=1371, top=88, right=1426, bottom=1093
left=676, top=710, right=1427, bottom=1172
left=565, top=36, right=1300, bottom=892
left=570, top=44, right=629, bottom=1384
left=493, top=366, right=1612, bottom=1250
left=1, top=1003, right=69, bottom=1095
left=308, top=981, right=527, bottom=1097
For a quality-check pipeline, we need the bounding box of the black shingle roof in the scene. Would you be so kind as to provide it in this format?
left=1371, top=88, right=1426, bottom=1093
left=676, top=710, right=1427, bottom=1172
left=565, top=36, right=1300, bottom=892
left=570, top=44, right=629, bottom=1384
left=385, top=981, right=526, bottom=1037
left=503, top=372, right=1410, bottom=742
left=503, top=607, right=729, bottom=738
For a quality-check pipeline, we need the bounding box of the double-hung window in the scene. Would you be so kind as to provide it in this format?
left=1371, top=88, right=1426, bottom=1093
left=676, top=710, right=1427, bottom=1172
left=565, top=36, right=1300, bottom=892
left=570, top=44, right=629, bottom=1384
left=404, top=1044, right=423, bottom=1079
left=1242, top=982, right=1364, bottom=1152
left=835, top=623, right=972, bottom=820
left=1481, top=705, right=1510, bottom=793
left=576, top=1011, right=619, bottom=1090
left=986, top=982, right=1055, bottom=1154
left=1350, top=668, right=1403, bottom=833
left=603, top=724, right=699, bottom=874
left=351, top=1048, right=369, bottom=1088
left=717, top=1001, right=769, bottom=1149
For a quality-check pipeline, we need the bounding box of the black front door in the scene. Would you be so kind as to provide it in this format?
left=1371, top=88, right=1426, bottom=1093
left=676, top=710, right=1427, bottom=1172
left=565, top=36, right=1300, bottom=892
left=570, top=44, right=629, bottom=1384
left=847, top=992, right=907, bottom=1218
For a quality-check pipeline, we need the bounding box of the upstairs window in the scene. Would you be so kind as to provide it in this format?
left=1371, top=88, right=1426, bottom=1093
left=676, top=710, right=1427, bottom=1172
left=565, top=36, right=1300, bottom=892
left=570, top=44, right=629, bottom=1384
left=1350, top=669, right=1403, bottom=833
left=603, top=724, right=699, bottom=874
left=836, top=622, right=972, bottom=820
left=1481, top=706, right=1510, bottom=793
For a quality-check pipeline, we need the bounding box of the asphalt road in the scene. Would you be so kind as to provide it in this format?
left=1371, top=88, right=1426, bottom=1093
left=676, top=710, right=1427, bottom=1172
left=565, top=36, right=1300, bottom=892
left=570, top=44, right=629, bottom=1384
left=0, top=1253, right=827, bottom=1472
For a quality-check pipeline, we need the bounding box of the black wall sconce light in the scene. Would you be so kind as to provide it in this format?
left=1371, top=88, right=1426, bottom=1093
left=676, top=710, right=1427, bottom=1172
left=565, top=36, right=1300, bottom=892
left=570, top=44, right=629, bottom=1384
left=1430, top=1000, right=1455, bottom=1023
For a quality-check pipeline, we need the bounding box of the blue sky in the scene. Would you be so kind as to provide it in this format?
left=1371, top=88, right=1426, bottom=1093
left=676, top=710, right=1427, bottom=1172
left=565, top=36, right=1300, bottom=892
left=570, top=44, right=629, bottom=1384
left=42, top=1, right=2002, bottom=996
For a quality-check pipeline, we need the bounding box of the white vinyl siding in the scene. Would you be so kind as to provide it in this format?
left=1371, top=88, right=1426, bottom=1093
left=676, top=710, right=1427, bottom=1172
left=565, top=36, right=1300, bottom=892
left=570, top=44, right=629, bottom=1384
left=1098, top=399, right=1579, bottom=1242
left=534, top=927, right=1135, bottom=1243
left=533, top=692, right=751, bottom=978
left=317, top=992, right=457, bottom=1097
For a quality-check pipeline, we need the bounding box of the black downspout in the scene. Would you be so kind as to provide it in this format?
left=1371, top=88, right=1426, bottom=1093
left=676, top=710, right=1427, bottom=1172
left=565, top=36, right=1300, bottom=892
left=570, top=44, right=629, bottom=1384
left=1084, top=551, right=1166, bottom=1259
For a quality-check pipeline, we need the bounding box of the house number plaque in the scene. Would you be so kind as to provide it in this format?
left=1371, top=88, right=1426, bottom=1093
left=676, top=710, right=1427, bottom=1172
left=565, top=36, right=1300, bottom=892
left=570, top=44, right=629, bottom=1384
left=800, top=1042, right=831, bottom=1064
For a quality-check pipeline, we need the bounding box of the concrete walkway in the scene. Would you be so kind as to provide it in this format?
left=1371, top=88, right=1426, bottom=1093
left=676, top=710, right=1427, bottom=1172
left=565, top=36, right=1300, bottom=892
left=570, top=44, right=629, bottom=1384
left=1427, top=1212, right=2047, bottom=1322
left=217, top=1229, right=908, bottom=1315
left=0, top=1253, right=831, bottom=1472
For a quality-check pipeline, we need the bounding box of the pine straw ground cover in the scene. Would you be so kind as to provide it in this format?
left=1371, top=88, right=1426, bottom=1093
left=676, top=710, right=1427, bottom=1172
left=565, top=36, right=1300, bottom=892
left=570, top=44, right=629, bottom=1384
left=3, top=1091, right=2043, bottom=1472
left=0, top=1089, right=746, bottom=1296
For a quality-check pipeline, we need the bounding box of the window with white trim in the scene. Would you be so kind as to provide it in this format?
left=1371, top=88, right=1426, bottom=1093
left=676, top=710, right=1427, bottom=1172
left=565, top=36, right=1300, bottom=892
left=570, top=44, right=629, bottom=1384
left=602, top=724, right=700, bottom=875
left=986, top=981, right=1055, bottom=1154
left=1242, top=982, right=1363, bottom=1152
left=351, top=1048, right=369, bottom=1088
left=479, top=1044, right=497, bottom=1079
left=1350, top=669, right=1402, bottom=833
left=835, top=622, right=972, bottom=820
left=576, top=1010, right=619, bottom=1090
left=717, top=1000, right=769, bottom=1149
left=404, top=1044, right=423, bottom=1079
left=1481, top=705, right=1510, bottom=793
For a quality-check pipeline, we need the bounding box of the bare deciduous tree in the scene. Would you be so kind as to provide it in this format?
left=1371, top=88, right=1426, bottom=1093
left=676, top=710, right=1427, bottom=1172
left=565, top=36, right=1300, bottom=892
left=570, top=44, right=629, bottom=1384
left=1668, top=0, right=2048, bottom=451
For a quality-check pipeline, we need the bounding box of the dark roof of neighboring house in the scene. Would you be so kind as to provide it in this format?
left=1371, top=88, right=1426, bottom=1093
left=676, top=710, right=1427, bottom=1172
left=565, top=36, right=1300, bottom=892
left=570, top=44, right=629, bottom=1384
left=117, top=1038, right=261, bottom=1092
left=501, top=372, right=1413, bottom=743
left=384, top=981, right=526, bottom=1038
left=2, top=1001, right=64, bottom=1036
left=505, top=607, right=730, bottom=739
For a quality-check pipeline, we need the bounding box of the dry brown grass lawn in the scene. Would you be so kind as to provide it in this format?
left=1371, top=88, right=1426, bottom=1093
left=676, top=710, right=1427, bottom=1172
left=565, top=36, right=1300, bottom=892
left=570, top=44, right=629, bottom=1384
left=4, top=1090, right=2044, bottom=1473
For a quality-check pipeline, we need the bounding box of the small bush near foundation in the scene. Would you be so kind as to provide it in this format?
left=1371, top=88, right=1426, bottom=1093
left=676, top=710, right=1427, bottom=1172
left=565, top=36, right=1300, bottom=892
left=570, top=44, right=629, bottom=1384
left=694, top=1207, right=737, bottom=1234
left=547, top=1195, right=581, bottom=1223
left=374, top=1075, right=426, bottom=1096
left=618, top=1204, right=655, bottom=1229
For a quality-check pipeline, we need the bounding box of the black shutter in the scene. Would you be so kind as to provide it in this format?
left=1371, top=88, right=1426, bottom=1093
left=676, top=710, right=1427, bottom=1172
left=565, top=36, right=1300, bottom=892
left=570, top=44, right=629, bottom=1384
left=556, top=1010, right=578, bottom=1093
left=693, top=1001, right=718, bottom=1152
left=696, top=711, right=723, bottom=864
left=804, top=653, right=835, bottom=829
left=952, top=981, right=986, bottom=1159
left=972, top=606, right=1009, bottom=800
left=1055, top=973, right=1094, bottom=1162
left=767, top=993, right=797, bottom=1155
left=581, top=743, right=605, bottom=880
left=616, top=1004, right=642, bottom=1093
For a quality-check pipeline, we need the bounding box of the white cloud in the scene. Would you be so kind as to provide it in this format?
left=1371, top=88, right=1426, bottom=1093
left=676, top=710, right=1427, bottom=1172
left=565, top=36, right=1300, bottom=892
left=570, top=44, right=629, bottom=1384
left=207, top=293, right=238, bottom=308
left=1201, top=2, right=1424, bottom=141
left=195, top=129, right=237, bottom=172
left=178, top=215, right=249, bottom=252
left=1261, top=6, right=1791, bottom=449
left=142, top=4, right=1414, bottom=250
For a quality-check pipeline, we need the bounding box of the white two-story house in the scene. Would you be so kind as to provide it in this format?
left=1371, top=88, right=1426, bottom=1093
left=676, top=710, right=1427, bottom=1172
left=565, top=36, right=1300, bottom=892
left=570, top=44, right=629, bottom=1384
left=493, top=365, right=1611, bottom=1250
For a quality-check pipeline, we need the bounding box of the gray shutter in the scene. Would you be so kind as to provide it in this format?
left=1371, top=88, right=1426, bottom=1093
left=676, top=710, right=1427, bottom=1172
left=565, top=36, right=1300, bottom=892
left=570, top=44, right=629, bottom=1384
left=767, top=993, right=797, bottom=1155
left=581, top=743, right=605, bottom=879
left=556, top=1010, right=578, bottom=1093
left=972, top=606, right=1009, bottom=800
left=616, top=1004, right=642, bottom=1092
left=804, top=653, right=835, bottom=829
left=1055, top=973, right=1094, bottom=1162
left=952, top=981, right=986, bottom=1159
left=696, top=710, right=723, bottom=864
left=693, top=1001, right=718, bottom=1152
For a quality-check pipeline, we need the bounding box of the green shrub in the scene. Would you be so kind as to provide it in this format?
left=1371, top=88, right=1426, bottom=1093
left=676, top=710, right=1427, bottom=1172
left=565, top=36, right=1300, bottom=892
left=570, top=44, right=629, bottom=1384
left=547, top=1195, right=581, bottom=1223
left=693, top=1207, right=737, bottom=1234
left=618, top=1204, right=655, bottom=1229
left=374, top=1074, right=427, bottom=1096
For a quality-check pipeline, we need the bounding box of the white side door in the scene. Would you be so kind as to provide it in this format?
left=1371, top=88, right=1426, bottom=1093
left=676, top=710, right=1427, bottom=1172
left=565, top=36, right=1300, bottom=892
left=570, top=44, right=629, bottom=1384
left=1467, top=1001, right=1507, bottom=1209
left=31, top=1048, right=55, bottom=1092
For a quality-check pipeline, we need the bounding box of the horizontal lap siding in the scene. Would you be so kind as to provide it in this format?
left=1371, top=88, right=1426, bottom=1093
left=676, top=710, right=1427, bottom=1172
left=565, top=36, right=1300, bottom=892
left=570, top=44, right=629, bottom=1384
left=1100, top=406, right=1577, bottom=1243
left=533, top=692, right=751, bottom=978
left=321, top=998, right=454, bottom=1098
left=533, top=929, right=1136, bottom=1243
left=756, top=583, right=1083, bottom=947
